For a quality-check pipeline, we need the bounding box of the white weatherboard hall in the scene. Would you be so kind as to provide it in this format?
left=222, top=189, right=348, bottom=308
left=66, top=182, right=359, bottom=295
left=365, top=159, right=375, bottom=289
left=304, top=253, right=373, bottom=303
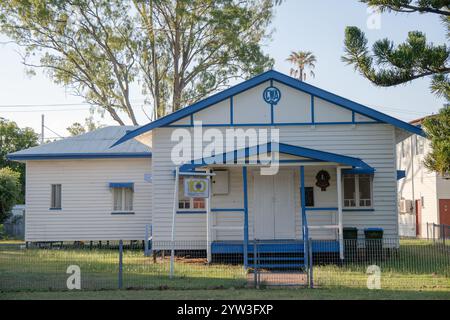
left=9, top=71, right=423, bottom=267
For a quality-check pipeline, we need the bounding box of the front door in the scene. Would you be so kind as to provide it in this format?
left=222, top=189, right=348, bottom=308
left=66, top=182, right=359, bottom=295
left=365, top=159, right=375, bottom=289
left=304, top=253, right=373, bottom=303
left=253, top=170, right=296, bottom=240
left=439, top=199, right=450, bottom=226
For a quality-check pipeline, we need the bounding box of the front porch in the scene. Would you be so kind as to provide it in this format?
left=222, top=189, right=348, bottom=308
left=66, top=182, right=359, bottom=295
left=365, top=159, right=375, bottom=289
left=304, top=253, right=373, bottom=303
left=171, top=143, right=375, bottom=269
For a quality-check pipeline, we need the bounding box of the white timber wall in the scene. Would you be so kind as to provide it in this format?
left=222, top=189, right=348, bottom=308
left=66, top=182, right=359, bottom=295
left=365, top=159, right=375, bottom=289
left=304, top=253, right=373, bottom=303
left=152, top=124, right=399, bottom=246
left=25, top=158, right=152, bottom=241
left=397, top=136, right=439, bottom=237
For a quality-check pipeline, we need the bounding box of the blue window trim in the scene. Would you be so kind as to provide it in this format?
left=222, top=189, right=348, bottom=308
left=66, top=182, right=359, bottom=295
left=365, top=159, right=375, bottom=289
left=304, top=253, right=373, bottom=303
left=111, top=212, right=135, bottom=215
left=109, top=183, right=134, bottom=190
left=112, top=70, right=424, bottom=147
left=7, top=152, right=152, bottom=161
left=343, top=168, right=375, bottom=175
left=397, top=170, right=406, bottom=180
left=176, top=211, right=207, bottom=215
left=343, top=209, right=375, bottom=212
left=49, top=208, right=62, bottom=211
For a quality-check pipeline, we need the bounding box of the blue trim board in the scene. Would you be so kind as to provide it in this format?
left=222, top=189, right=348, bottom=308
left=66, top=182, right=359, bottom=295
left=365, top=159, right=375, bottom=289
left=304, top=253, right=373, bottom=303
left=7, top=152, right=152, bottom=161
left=163, top=121, right=382, bottom=128
left=211, top=240, right=340, bottom=255
left=311, top=95, right=315, bottom=124
left=109, top=182, right=134, bottom=190
left=397, top=170, right=406, bottom=180
left=179, top=142, right=374, bottom=173
left=230, top=97, right=234, bottom=125
left=112, top=70, right=424, bottom=147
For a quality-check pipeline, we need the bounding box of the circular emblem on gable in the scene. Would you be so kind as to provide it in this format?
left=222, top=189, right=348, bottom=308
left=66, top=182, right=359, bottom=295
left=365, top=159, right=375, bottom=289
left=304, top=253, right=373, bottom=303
left=263, top=86, right=281, bottom=105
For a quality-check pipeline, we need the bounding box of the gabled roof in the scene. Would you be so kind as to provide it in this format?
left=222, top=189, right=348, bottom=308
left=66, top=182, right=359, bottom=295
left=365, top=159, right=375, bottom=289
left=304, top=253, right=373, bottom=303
left=113, top=70, right=424, bottom=147
left=179, top=142, right=374, bottom=173
left=8, top=126, right=152, bottom=161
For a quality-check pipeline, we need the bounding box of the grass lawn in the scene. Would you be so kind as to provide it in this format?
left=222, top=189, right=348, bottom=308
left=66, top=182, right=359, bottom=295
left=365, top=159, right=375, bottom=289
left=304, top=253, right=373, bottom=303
left=0, top=239, right=448, bottom=293
left=1, top=288, right=449, bottom=300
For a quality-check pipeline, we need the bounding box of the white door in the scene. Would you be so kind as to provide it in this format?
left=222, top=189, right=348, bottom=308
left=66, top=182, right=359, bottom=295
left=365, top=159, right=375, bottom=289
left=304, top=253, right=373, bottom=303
left=274, top=172, right=296, bottom=239
left=253, top=170, right=296, bottom=240
left=254, top=174, right=275, bottom=239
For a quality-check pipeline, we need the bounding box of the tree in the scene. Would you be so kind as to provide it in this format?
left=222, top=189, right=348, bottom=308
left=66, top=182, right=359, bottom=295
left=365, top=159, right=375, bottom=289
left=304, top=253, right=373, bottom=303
left=286, top=51, right=317, bottom=81
left=0, top=119, right=39, bottom=202
left=0, top=0, right=139, bottom=125
left=0, top=0, right=279, bottom=122
left=423, top=106, right=450, bottom=177
left=0, top=167, right=21, bottom=224
left=342, top=1, right=449, bottom=99
left=67, top=116, right=104, bottom=136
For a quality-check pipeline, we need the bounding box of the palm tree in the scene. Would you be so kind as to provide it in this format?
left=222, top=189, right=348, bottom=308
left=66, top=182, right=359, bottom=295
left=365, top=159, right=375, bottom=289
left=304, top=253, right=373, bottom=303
left=286, top=51, right=317, bottom=82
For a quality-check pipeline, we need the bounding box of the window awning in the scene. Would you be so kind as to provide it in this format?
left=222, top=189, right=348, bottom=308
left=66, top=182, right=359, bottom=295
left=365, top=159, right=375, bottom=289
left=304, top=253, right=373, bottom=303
left=179, top=143, right=375, bottom=173
left=397, top=170, right=406, bottom=181
left=109, top=183, right=134, bottom=190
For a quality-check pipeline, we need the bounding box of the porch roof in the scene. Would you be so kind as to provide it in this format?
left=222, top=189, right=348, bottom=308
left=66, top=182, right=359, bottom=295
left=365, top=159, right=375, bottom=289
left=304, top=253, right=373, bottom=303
left=179, top=142, right=374, bottom=173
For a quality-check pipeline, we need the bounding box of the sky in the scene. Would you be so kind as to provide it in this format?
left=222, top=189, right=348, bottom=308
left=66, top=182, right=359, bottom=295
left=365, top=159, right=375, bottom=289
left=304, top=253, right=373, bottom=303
left=0, top=0, right=447, bottom=139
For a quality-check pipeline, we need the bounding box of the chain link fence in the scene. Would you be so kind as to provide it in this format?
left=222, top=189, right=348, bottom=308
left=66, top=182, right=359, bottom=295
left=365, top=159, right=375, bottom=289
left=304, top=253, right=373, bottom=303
left=0, top=238, right=448, bottom=292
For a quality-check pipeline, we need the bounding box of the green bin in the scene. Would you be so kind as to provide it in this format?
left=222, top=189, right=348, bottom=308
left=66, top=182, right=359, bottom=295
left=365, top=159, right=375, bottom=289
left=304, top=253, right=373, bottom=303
left=343, top=227, right=358, bottom=260
left=364, top=228, right=383, bottom=259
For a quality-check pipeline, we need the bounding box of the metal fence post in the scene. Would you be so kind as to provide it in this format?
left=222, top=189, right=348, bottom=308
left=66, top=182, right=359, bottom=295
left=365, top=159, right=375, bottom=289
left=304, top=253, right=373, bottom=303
left=144, top=225, right=150, bottom=257
left=253, top=241, right=258, bottom=289
left=118, top=240, right=123, bottom=289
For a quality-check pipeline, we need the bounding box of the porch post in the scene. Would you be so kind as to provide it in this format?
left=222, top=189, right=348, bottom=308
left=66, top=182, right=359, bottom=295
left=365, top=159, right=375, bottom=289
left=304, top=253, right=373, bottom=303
left=206, top=169, right=212, bottom=263
left=243, top=167, right=249, bottom=269
left=170, top=167, right=180, bottom=278
left=300, top=166, right=308, bottom=241
left=337, top=167, right=344, bottom=260
left=300, top=166, right=309, bottom=269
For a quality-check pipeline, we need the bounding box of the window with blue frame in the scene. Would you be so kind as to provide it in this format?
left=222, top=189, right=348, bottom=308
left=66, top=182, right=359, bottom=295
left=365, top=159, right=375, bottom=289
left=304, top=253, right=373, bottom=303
left=111, top=184, right=134, bottom=212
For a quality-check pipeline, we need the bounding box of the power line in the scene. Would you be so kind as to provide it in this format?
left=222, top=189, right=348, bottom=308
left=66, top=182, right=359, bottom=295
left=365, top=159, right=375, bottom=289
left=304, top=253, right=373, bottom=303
left=0, top=99, right=147, bottom=108
left=0, top=108, right=90, bottom=113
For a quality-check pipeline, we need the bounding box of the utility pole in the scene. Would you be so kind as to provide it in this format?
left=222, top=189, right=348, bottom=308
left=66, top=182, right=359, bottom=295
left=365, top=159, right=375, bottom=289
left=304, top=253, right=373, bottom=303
left=41, top=114, right=45, bottom=144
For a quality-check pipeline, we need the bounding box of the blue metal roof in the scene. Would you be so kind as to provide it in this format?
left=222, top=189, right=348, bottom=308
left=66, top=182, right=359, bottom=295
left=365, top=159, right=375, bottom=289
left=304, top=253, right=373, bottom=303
left=179, top=142, right=374, bottom=173
left=8, top=126, right=152, bottom=161
left=113, top=70, right=424, bottom=147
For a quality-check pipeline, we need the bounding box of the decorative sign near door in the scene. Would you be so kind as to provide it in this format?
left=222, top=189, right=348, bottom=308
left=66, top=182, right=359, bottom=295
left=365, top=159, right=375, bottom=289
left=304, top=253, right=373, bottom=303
left=316, top=170, right=331, bottom=191
left=184, top=178, right=209, bottom=198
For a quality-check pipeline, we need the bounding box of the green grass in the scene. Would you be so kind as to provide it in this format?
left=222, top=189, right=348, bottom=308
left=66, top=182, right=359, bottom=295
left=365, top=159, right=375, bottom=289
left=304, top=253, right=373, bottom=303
left=314, top=240, right=450, bottom=291
left=0, top=239, right=448, bottom=293
left=1, top=288, right=449, bottom=300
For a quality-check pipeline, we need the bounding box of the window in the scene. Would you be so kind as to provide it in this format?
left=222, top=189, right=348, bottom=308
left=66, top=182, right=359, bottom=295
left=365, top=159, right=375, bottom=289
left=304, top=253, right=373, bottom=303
left=178, top=177, right=206, bottom=211
left=113, top=187, right=134, bottom=212
left=305, top=187, right=315, bottom=207
left=50, top=184, right=62, bottom=209
left=343, top=175, right=373, bottom=208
